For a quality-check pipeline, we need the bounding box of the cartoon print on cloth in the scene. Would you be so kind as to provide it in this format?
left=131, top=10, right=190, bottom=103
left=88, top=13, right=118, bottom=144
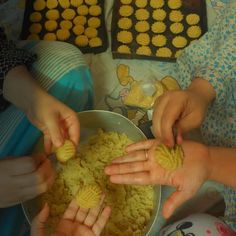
left=210, top=0, right=232, bottom=9
left=166, top=222, right=195, bottom=236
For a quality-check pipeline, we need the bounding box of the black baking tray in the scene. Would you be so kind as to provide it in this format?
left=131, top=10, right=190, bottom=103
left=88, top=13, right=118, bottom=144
left=20, top=0, right=108, bottom=54
left=111, top=0, right=208, bottom=62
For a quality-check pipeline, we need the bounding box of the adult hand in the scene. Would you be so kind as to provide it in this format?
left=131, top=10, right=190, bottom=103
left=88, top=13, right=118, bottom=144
left=31, top=195, right=111, bottom=236
left=0, top=154, right=55, bottom=207
left=105, top=139, right=210, bottom=219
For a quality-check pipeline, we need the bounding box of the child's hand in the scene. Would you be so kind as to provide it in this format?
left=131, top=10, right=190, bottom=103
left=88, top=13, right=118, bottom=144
left=0, top=154, right=55, bottom=207
left=31, top=195, right=111, bottom=236
left=105, top=140, right=210, bottom=219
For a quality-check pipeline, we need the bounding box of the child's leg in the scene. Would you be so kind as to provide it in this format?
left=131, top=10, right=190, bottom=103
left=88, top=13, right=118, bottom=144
left=160, top=213, right=236, bottom=236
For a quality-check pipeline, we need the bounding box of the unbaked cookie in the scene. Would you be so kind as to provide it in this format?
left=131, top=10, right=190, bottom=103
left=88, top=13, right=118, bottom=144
left=186, top=13, right=200, bottom=25
left=62, top=9, right=76, bottom=20
left=46, top=9, right=60, bottom=20
left=172, top=36, right=187, bottom=48
left=89, top=37, right=102, bottom=47
left=88, top=17, right=101, bottom=28
left=72, top=24, right=84, bottom=35
left=152, top=9, right=166, bottom=21
left=152, top=35, right=167, bottom=47
left=27, top=34, right=40, bottom=40
left=170, top=22, right=184, bottom=34
left=84, top=27, right=98, bottom=38
left=135, top=9, right=150, bottom=21
left=150, top=0, right=164, bottom=8
left=44, top=32, right=57, bottom=41
left=33, top=0, right=46, bottom=11
left=151, top=21, right=166, bottom=33
left=45, top=20, right=58, bottom=31
left=119, top=5, right=134, bottom=17
left=156, top=47, right=172, bottom=57
left=77, top=5, right=89, bottom=15
left=136, top=33, right=150, bottom=46
left=85, top=0, right=98, bottom=5
left=29, top=23, right=42, bottom=34
left=167, top=0, right=182, bottom=9
left=187, top=25, right=202, bottom=38
left=46, top=0, right=58, bottom=9
left=117, top=45, right=131, bottom=54
left=135, top=0, right=148, bottom=8
left=118, top=17, right=132, bottom=30
left=60, top=20, right=73, bottom=29
left=73, top=15, right=87, bottom=25
left=55, top=140, right=76, bottom=163
left=136, top=46, right=152, bottom=56
left=58, top=0, right=70, bottom=9
left=56, top=28, right=70, bottom=41
left=29, top=12, right=42, bottom=22
left=89, top=5, right=102, bottom=16
left=75, top=35, right=89, bottom=46
left=70, top=0, right=83, bottom=7
left=169, top=10, right=183, bottom=22
left=117, top=31, right=133, bottom=44
left=135, top=21, right=150, bottom=33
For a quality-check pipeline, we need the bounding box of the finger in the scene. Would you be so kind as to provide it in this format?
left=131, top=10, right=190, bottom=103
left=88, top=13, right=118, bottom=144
left=31, top=203, right=49, bottom=236
left=43, top=134, right=52, bottom=155
left=105, top=161, right=149, bottom=175
left=62, top=199, right=79, bottom=220
left=92, top=206, right=111, bottom=236
left=76, top=207, right=89, bottom=223
left=177, top=113, right=200, bottom=133
left=112, top=150, right=148, bottom=164
left=125, top=140, right=158, bottom=153
left=83, top=194, right=105, bottom=227
left=109, top=172, right=151, bottom=185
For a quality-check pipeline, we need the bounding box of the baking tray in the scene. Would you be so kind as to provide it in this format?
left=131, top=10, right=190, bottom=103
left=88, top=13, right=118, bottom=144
left=111, top=0, right=208, bottom=62
left=20, top=0, right=108, bottom=54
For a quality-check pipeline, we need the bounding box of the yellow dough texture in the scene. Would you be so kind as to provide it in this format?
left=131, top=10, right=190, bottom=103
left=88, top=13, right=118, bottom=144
left=56, top=28, right=70, bottom=41
left=135, top=0, right=148, bottom=8
left=117, top=31, right=133, bottom=44
left=29, top=23, right=42, bottom=34
left=77, top=5, right=89, bottom=15
left=55, top=140, right=76, bottom=163
left=59, top=0, right=70, bottom=9
left=117, top=45, right=131, bottom=54
left=135, top=21, right=150, bottom=33
left=167, top=0, right=182, bottom=9
left=72, top=25, right=84, bottom=35
left=46, top=0, right=58, bottom=9
left=71, top=0, right=83, bottom=7
left=118, top=17, right=132, bottom=30
left=76, top=184, right=102, bottom=208
left=75, top=35, right=89, bottom=46
left=151, top=21, right=166, bottom=33
left=156, top=47, right=172, bottom=57
left=169, top=10, right=183, bottom=22
left=89, top=5, right=102, bottom=16
left=161, top=76, right=181, bottom=90
left=33, top=0, right=46, bottom=11
left=29, top=12, right=42, bottom=22
left=154, top=144, right=184, bottom=171
left=45, top=20, right=58, bottom=31
left=135, top=9, right=150, bottom=21
left=152, top=35, right=167, bottom=47
left=150, top=0, right=164, bottom=8
left=172, top=36, right=187, bottom=48
left=84, top=27, right=98, bottom=38
left=119, top=5, right=134, bottom=17
left=46, top=9, right=60, bottom=20
left=89, top=37, right=102, bottom=47
left=60, top=20, right=73, bottom=30
left=187, top=26, right=202, bottom=38
left=62, top=9, right=76, bottom=20
left=73, top=15, right=87, bottom=25
left=136, top=46, right=152, bottom=56
left=85, top=0, right=98, bottom=5
left=170, top=22, right=184, bottom=34
left=88, top=17, right=101, bottom=28
left=136, top=33, right=150, bottom=46
left=152, top=9, right=167, bottom=21
left=44, top=32, right=57, bottom=41
left=186, top=13, right=200, bottom=25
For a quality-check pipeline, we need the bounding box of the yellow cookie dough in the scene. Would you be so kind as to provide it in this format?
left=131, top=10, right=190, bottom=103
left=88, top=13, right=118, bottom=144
left=119, top=5, right=134, bottom=17
left=151, top=21, right=166, bottom=33
left=77, top=5, right=89, bottom=15
left=45, top=20, right=58, bottom=31
left=85, top=0, right=98, bottom=5
left=58, top=0, right=70, bottom=9
left=43, top=32, right=57, bottom=41
left=136, top=33, right=150, bottom=46
left=167, top=0, right=182, bottom=9
left=136, top=46, right=152, bottom=56
left=118, top=17, right=132, bottom=30
left=72, top=25, right=84, bottom=35
left=154, top=144, right=184, bottom=171
left=186, top=13, right=200, bottom=25
left=156, top=47, right=172, bottom=57
left=170, top=22, right=184, bottom=34
left=169, top=10, right=183, bottom=22
left=89, top=5, right=102, bottom=16
left=62, top=9, right=76, bottom=20
left=135, top=9, right=150, bottom=21
left=117, top=31, right=133, bottom=44
left=46, top=0, right=58, bottom=9
left=73, top=15, right=87, bottom=25
left=56, top=28, right=70, bottom=41
left=135, top=0, right=148, bottom=8
left=29, top=23, right=42, bottom=34
left=29, top=12, right=42, bottom=22
left=152, top=35, right=167, bottom=47
left=46, top=9, right=60, bottom=20
left=89, top=37, right=102, bottom=47
left=60, top=20, right=73, bottom=29
left=55, top=140, right=76, bottom=163
left=27, top=34, right=40, bottom=40
left=117, top=45, right=131, bottom=54
left=117, top=64, right=129, bottom=80
left=135, top=21, right=150, bottom=33
left=187, top=25, right=202, bottom=38
left=71, top=0, right=83, bottom=7
left=150, top=0, right=164, bottom=8
left=161, top=76, right=180, bottom=90
left=84, top=27, right=98, bottom=38
left=152, top=9, right=167, bottom=21
left=33, top=0, right=46, bottom=11
left=172, top=36, right=187, bottom=48
left=88, top=17, right=101, bottom=28
left=120, top=0, right=132, bottom=4
left=75, top=35, right=89, bottom=46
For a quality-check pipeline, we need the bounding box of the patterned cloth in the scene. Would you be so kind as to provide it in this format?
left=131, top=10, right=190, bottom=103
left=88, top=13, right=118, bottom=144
left=176, top=7, right=236, bottom=230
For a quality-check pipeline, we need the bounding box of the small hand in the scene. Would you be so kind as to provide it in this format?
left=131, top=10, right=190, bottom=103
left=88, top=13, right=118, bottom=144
left=31, top=195, right=111, bottom=236
left=105, top=140, right=210, bottom=218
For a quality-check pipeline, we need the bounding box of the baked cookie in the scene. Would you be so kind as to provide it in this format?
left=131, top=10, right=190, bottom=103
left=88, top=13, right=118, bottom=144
left=29, top=12, right=42, bottom=22
left=29, top=23, right=42, bottom=34
left=117, top=30, right=133, bottom=44
left=119, top=5, right=134, bottom=17
left=33, top=0, right=46, bottom=11
left=61, top=9, right=76, bottom=20
left=167, top=0, right=182, bottom=9
left=89, top=37, right=102, bottom=47
left=89, top=5, right=102, bottom=16
left=46, top=9, right=60, bottom=20
left=73, top=15, right=87, bottom=25
left=120, top=0, right=132, bottom=4
left=135, top=0, right=148, bottom=8
left=150, top=0, right=164, bottom=8
left=170, top=22, right=184, bottom=34
left=70, top=0, right=83, bottom=7
left=172, top=36, right=187, bottom=48
left=118, top=17, right=132, bottom=30
left=187, top=25, right=202, bottom=38
left=60, top=20, right=73, bottom=29
left=72, top=25, right=85, bottom=35
left=156, top=47, right=172, bottom=57
left=152, top=35, right=167, bottom=47
left=58, top=0, right=70, bottom=9
left=85, top=0, right=98, bottom=5
left=88, top=17, right=101, bottom=28
left=56, top=28, right=70, bottom=41
left=135, top=21, right=150, bottom=33
left=186, top=13, right=200, bottom=25
left=75, top=35, right=89, bottom=46
left=152, top=9, right=166, bottom=21
left=77, top=5, right=89, bottom=15
left=169, top=10, right=183, bottom=22
left=84, top=27, right=98, bottom=38
left=151, top=21, right=166, bottom=33
left=44, top=32, right=57, bottom=41
left=136, top=33, right=150, bottom=46
left=46, top=0, right=58, bottom=9
left=45, top=20, right=58, bottom=31
left=136, top=46, right=152, bottom=56
left=117, top=45, right=131, bottom=54
left=135, top=9, right=150, bottom=21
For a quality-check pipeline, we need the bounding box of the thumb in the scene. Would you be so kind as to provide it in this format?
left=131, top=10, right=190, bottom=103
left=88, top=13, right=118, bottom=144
left=177, top=114, right=201, bottom=134
left=31, top=203, right=49, bottom=236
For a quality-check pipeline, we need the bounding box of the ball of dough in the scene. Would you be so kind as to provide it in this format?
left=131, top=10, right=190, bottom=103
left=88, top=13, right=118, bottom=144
left=169, top=10, right=183, bottom=22
left=135, top=21, right=150, bottom=33
left=168, top=0, right=182, bottom=9
left=44, top=32, right=57, bottom=41
left=45, top=20, right=58, bottom=31
left=120, top=0, right=132, bottom=4
left=77, top=5, right=89, bottom=15
left=89, top=5, right=102, bottom=16
left=71, top=0, right=83, bottom=7
left=136, top=33, right=150, bottom=46
left=62, top=9, right=76, bottom=20
left=150, top=0, right=164, bottom=8
left=56, top=28, right=70, bottom=41
left=73, top=15, right=87, bottom=25
left=117, top=45, right=131, bottom=54
left=152, top=9, right=166, bottom=21
left=89, top=37, right=102, bottom=47
left=156, top=47, right=172, bottom=57
left=75, top=35, right=89, bottom=46
left=136, top=46, right=152, bottom=56
left=135, top=9, right=150, bottom=21
left=135, top=0, right=148, bottom=8
left=33, top=0, right=46, bottom=11
left=118, top=17, right=132, bottom=30
left=29, top=23, right=42, bottom=34
left=60, top=20, right=73, bottom=29
left=27, top=34, right=40, bottom=40
left=59, top=0, right=70, bottom=9
left=84, top=27, right=98, bottom=38
left=152, top=35, right=167, bottom=47
left=55, top=140, right=76, bottom=163
left=119, top=5, right=134, bottom=17
left=117, top=31, right=133, bottom=44
left=85, top=0, right=98, bottom=5
left=172, top=36, right=187, bottom=48
left=151, top=21, right=166, bottom=33
left=46, top=0, right=58, bottom=9
left=88, top=17, right=101, bottom=28
left=187, top=25, right=202, bottom=38
left=29, top=12, right=42, bottom=22
left=46, top=9, right=60, bottom=20
left=186, top=13, right=200, bottom=25
left=170, top=22, right=184, bottom=34
left=72, top=25, right=84, bottom=35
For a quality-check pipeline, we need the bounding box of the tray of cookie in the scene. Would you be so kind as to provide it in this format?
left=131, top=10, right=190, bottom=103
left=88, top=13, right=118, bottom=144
left=20, top=0, right=108, bottom=54
left=111, top=0, right=207, bottom=62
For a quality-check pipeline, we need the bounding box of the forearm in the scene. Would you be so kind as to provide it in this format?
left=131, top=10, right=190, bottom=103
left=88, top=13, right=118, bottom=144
left=208, top=146, right=236, bottom=188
